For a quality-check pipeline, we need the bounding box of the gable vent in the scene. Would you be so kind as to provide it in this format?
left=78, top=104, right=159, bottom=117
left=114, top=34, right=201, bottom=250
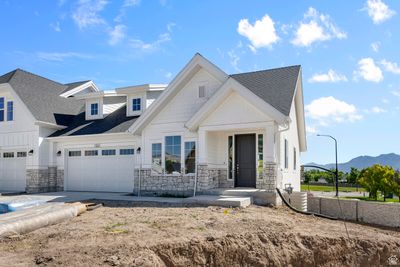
left=198, top=85, right=206, bottom=98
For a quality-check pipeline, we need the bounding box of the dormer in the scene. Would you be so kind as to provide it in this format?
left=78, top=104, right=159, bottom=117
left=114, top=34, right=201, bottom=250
left=116, top=84, right=166, bottom=117
left=60, top=80, right=99, bottom=98
left=76, top=90, right=125, bottom=120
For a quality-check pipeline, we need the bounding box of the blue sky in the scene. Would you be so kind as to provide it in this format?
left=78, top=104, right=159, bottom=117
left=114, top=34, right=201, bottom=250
left=0, top=0, right=399, bottom=165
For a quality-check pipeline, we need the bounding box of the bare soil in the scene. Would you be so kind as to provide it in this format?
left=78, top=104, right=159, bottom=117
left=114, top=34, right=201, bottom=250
left=0, top=201, right=399, bottom=267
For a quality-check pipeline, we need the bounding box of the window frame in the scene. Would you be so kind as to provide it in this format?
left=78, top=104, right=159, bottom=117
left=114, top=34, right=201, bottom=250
left=101, top=149, right=116, bottom=156
left=68, top=151, right=81, bottom=157
left=90, top=103, right=99, bottom=116
left=151, top=143, right=162, bottom=174
left=132, top=98, right=141, bottom=111
left=284, top=139, right=289, bottom=169
left=3, top=152, right=14, bottom=158
left=0, top=97, right=4, bottom=122
left=84, top=150, right=99, bottom=156
left=6, top=101, right=13, bottom=121
left=120, top=148, right=135, bottom=155
left=184, top=141, right=196, bottom=175
left=164, top=135, right=182, bottom=174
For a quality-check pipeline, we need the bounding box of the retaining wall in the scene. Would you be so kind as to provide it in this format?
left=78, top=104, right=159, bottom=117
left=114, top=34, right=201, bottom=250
left=308, top=195, right=400, bottom=228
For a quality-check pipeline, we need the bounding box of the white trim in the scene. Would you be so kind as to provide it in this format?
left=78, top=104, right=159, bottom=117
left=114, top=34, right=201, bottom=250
left=129, top=53, right=228, bottom=135
left=186, top=78, right=287, bottom=131
left=60, top=81, right=99, bottom=98
left=35, top=121, right=67, bottom=130
left=116, top=84, right=167, bottom=94
left=46, top=132, right=132, bottom=142
left=293, top=69, right=307, bottom=152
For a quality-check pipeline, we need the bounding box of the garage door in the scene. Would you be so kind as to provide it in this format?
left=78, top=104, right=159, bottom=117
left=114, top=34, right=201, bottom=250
left=0, top=151, right=27, bottom=192
left=66, top=148, right=135, bottom=192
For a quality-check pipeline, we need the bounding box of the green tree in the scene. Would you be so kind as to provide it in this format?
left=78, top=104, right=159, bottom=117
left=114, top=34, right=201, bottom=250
left=347, top=167, right=360, bottom=184
left=358, top=164, right=395, bottom=200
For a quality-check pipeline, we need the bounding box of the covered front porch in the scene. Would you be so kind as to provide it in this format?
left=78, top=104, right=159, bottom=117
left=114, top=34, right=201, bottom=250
left=195, top=122, right=280, bottom=193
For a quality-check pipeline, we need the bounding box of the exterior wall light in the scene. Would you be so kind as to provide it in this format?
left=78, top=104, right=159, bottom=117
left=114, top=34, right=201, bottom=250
left=28, top=149, right=34, bottom=156
left=136, top=147, right=141, bottom=154
left=57, top=151, right=62, bottom=157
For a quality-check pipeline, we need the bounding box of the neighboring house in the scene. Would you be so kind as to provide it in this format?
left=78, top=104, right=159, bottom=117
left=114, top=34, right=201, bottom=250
left=0, top=53, right=306, bottom=203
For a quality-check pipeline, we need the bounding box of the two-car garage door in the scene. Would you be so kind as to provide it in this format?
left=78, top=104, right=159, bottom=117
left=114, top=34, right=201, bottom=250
left=66, top=147, right=136, bottom=193
left=0, top=151, right=27, bottom=192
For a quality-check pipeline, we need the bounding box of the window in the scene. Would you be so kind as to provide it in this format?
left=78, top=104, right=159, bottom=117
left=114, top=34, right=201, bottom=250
left=68, top=151, right=81, bottom=157
left=258, top=134, right=264, bottom=179
left=90, top=103, right=99, bottom=116
left=102, top=149, right=116, bottom=156
left=284, top=139, right=288, bottom=169
left=132, top=98, right=141, bottom=111
left=120, top=148, right=134, bottom=155
left=165, top=136, right=181, bottom=174
left=3, top=152, right=14, bottom=158
left=228, top=136, right=233, bottom=179
left=184, top=141, right=196, bottom=174
left=17, top=152, right=27, bottom=157
left=0, top=97, right=4, bottom=122
left=7, top=101, right=13, bottom=121
left=85, top=150, right=98, bottom=156
left=293, top=147, right=297, bottom=170
left=152, top=143, right=162, bottom=173
left=198, top=85, right=206, bottom=98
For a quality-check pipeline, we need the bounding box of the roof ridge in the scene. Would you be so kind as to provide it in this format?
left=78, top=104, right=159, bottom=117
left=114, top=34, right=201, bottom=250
left=0, top=69, right=19, bottom=83
left=64, top=80, right=91, bottom=86
left=11, top=68, right=66, bottom=87
left=230, top=64, right=301, bottom=76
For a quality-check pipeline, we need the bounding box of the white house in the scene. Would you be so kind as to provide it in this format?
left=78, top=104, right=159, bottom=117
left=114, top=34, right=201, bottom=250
left=0, top=53, right=306, bottom=203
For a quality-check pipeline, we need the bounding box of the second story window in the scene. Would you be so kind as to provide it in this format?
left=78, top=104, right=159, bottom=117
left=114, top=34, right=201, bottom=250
left=132, top=98, right=141, bottom=111
left=0, top=97, right=4, bottom=122
left=90, top=103, right=99, bottom=116
left=7, top=101, right=13, bottom=121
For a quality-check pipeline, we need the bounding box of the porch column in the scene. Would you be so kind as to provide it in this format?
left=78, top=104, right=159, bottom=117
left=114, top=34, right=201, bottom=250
left=259, top=123, right=278, bottom=192
left=198, top=128, right=207, bottom=164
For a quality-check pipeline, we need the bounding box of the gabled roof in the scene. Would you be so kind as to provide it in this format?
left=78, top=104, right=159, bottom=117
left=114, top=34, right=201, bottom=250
left=0, top=69, right=87, bottom=126
left=230, top=65, right=301, bottom=116
left=49, top=104, right=139, bottom=137
left=61, top=80, right=91, bottom=94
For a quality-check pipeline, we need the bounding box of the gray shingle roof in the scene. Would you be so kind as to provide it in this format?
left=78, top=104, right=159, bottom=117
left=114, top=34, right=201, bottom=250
left=0, top=69, right=85, bottom=126
left=230, top=65, right=301, bottom=116
left=61, top=80, right=91, bottom=95
left=49, top=105, right=139, bottom=137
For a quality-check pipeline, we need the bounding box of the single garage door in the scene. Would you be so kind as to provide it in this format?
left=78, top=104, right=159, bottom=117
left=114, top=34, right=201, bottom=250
left=66, top=147, right=135, bottom=192
left=0, top=151, right=27, bottom=192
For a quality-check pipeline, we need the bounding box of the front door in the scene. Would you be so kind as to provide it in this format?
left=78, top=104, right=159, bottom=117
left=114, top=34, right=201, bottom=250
left=235, top=134, right=256, bottom=187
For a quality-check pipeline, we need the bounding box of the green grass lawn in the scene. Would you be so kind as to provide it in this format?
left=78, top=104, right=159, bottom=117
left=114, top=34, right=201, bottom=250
left=301, top=184, right=366, bottom=192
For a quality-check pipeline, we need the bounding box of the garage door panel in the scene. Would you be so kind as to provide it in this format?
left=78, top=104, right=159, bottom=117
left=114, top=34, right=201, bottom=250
left=66, top=149, right=135, bottom=193
left=0, top=151, right=27, bottom=192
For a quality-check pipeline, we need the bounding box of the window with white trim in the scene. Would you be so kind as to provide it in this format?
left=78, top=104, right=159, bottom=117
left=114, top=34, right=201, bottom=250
left=7, top=101, right=13, bottom=121
left=68, top=151, right=81, bottom=157
left=152, top=143, right=162, bottom=173
left=0, top=97, right=4, bottom=122
left=85, top=150, right=98, bottom=156
left=165, top=136, right=181, bottom=174
left=120, top=148, right=134, bottom=155
left=17, top=152, right=27, bottom=157
left=3, top=152, right=14, bottom=158
left=102, top=149, right=116, bottom=156
left=284, top=139, right=288, bottom=169
left=132, top=98, right=141, bottom=111
left=90, top=103, right=99, bottom=116
left=184, top=141, right=196, bottom=174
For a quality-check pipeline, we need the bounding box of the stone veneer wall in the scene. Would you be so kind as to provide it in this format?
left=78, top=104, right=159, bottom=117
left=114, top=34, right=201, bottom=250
left=26, top=167, right=64, bottom=193
left=257, top=162, right=277, bottom=192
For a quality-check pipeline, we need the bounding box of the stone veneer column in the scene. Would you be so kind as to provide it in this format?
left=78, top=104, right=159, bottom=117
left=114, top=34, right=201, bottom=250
left=56, top=169, right=64, bottom=192
left=256, top=162, right=277, bottom=192
left=26, top=169, right=49, bottom=193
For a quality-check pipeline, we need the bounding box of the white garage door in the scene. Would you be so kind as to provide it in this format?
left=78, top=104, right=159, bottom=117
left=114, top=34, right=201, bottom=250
left=66, top=148, right=135, bottom=193
left=0, top=151, right=27, bottom=192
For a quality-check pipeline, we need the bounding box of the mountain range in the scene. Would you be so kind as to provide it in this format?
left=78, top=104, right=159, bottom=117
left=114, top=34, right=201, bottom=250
left=306, top=153, right=400, bottom=173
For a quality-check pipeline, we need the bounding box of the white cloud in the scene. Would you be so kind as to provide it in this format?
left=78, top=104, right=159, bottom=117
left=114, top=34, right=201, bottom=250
left=364, top=0, right=396, bottom=24
left=392, top=90, right=400, bottom=97
left=37, top=52, right=93, bottom=62
left=292, top=7, right=346, bottom=47
left=123, top=0, right=140, bottom=7
left=227, top=50, right=240, bottom=72
left=380, top=59, right=400, bottom=74
left=305, top=96, right=362, bottom=126
left=370, top=41, right=380, bottom=52
left=308, top=69, right=348, bottom=83
left=371, top=106, right=387, bottom=113
left=354, top=57, right=383, bottom=82
left=129, top=32, right=171, bottom=52
left=108, top=24, right=126, bottom=45
left=237, top=14, right=279, bottom=51
left=50, top=21, right=61, bottom=32
left=72, top=0, right=108, bottom=30
left=306, top=126, right=318, bottom=135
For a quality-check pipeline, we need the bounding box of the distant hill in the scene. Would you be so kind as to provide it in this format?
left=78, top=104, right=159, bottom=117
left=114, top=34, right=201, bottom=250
left=306, top=153, right=400, bottom=173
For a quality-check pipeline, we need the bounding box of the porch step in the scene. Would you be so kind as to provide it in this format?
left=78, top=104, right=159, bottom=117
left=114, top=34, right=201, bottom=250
left=203, top=188, right=278, bottom=206
left=187, top=195, right=251, bottom=208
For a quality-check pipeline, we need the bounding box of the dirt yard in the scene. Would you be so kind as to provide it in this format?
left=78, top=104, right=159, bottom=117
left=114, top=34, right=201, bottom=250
left=0, top=201, right=399, bottom=267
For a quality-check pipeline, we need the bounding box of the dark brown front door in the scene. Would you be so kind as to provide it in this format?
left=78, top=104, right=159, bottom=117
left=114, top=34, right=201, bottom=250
left=235, top=134, right=256, bottom=187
